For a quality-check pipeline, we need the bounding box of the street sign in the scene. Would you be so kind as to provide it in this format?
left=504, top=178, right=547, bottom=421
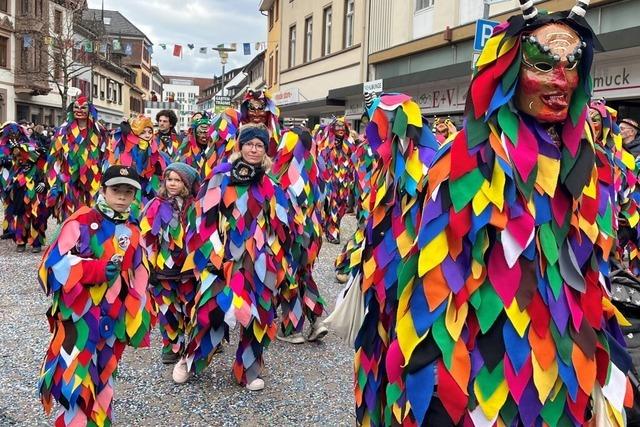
left=473, top=19, right=499, bottom=51
left=214, top=96, right=231, bottom=106
left=363, top=79, right=383, bottom=94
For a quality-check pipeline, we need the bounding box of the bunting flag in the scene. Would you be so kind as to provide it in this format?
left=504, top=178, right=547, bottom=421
left=159, top=43, right=167, bottom=50
left=199, top=47, right=207, bottom=54
left=187, top=43, right=195, bottom=50
left=173, top=44, right=182, bottom=58
left=243, top=42, right=251, bottom=55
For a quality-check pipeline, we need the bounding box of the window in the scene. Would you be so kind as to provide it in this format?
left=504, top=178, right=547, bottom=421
left=0, top=0, right=7, bottom=13
left=35, top=0, right=43, bottom=17
left=322, top=6, right=332, bottom=56
left=269, top=5, right=274, bottom=30
left=20, top=0, right=28, bottom=15
left=142, top=73, right=150, bottom=90
left=54, top=10, right=62, bottom=35
left=344, top=0, right=355, bottom=48
left=303, top=16, right=312, bottom=63
left=274, top=48, right=278, bottom=84
left=0, top=36, right=7, bottom=68
left=275, top=0, right=279, bottom=21
left=288, top=25, right=296, bottom=68
left=268, top=54, right=273, bottom=86
left=143, top=45, right=150, bottom=62
left=416, top=0, right=434, bottom=11
left=107, top=80, right=113, bottom=101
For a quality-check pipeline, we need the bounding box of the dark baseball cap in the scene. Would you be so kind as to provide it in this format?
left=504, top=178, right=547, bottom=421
left=101, top=165, right=141, bottom=190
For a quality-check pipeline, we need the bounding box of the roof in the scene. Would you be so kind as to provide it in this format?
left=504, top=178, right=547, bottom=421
left=242, top=51, right=265, bottom=72
left=83, top=9, right=150, bottom=41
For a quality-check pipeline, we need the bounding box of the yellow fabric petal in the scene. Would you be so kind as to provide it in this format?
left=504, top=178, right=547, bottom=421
left=476, top=32, right=509, bottom=67
left=406, top=150, right=424, bottom=185
left=532, top=352, right=558, bottom=403
left=473, top=185, right=491, bottom=215
left=474, top=379, right=509, bottom=420
left=505, top=299, right=530, bottom=338
left=445, top=297, right=468, bottom=341
left=418, top=231, right=448, bottom=277
left=536, top=155, right=560, bottom=196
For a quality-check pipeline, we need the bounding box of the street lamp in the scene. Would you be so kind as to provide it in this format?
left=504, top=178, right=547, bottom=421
left=211, top=46, right=236, bottom=97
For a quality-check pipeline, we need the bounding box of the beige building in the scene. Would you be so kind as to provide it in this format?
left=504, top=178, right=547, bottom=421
left=260, top=0, right=281, bottom=93
left=271, top=0, right=366, bottom=125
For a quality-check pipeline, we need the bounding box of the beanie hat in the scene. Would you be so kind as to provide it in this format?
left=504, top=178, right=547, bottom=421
left=238, top=124, right=269, bottom=147
left=164, top=162, right=199, bottom=194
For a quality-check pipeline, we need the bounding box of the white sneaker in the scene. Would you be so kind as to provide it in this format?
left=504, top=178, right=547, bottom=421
left=307, top=322, right=329, bottom=342
left=172, top=358, right=191, bottom=384
left=245, top=377, right=265, bottom=391
left=276, top=331, right=305, bottom=344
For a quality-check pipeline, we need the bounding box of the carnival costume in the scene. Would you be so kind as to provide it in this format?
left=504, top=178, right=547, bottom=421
left=104, top=115, right=170, bottom=217
left=181, top=135, right=290, bottom=386
left=38, top=196, right=154, bottom=426
left=354, top=2, right=635, bottom=425
left=155, top=127, right=181, bottom=160
left=316, top=118, right=356, bottom=244
left=45, top=97, right=107, bottom=222
left=0, top=122, right=18, bottom=239
left=271, top=127, right=326, bottom=338
left=432, top=117, right=458, bottom=145
left=141, top=162, right=199, bottom=360
left=177, top=117, right=214, bottom=176
left=239, top=90, right=282, bottom=158
left=1, top=123, right=48, bottom=250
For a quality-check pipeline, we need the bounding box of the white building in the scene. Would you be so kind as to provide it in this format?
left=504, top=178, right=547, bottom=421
left=162, top=77, right=200, bottom=132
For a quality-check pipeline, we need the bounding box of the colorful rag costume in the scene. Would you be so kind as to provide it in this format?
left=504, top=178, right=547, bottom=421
left=104, top=116, right=170, bottom=218
left=271, top=127, right=326, bottom=335
left=239, top=90, right=282, bottom=158
left=355, top=3, right=634, bottom=425
left=182, top=158, right=290, bottom=385
left=0, top=122, right=18, bottom=238
left=335, top=134, right=378, bottom=279
left=177, top=117, right=213, bottom=176
left=155, top=128, right=181, bottom=159
left=432, top=117, right=459, bottom=145
left=38, top=201, right=154, bottom=426
left=316, top=118, right=356, bottom=244
left=45, top=98, right=107, bottom=222
left=2, top=124, right=48, bottom=249
left=201, top=108, right=241, bottom=174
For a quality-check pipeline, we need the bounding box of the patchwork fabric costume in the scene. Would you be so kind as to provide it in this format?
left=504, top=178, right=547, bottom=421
left=38, top=201, right=154, bottom=426
left=177, top=117, right=214, bottom=176
left=1, top=122, right=20, bottom=239
left=182, top=158, right=290, bottom=385
left=271, top=127, right=326, bottom=336
left=155, top=127, right=181, bottom=160
left=355, top=3, right=634, bottom=425
left=46, top=98, right=107, bottom=222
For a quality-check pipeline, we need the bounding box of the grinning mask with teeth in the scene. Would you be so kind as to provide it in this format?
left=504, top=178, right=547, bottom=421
left=515, top=23, right=582, bottom=123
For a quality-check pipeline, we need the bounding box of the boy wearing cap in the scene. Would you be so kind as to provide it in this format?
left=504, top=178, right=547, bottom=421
left=38, top=165, right=154, bottom=426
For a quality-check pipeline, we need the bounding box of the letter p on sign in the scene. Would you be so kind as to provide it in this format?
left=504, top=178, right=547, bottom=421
left=473, top=19, right=499, bottom=51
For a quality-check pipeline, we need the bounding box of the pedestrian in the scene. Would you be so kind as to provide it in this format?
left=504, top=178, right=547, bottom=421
left=0, top=124, right=15, bottom=240
left=38, top=165, right=154, bottom=426
left=141, top=162, right=199, bottom=364
left=620, top=118, right=640, bottom=157
left=173, top=123, right=290, bottom=391
left=155, top=109, right=180, bottom=159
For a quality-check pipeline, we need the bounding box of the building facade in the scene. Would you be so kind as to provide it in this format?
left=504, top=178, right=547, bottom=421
left=162, top=77, right=200, bottom=131
left=0, top=0, right=16, bottom=122
left=260, top=0, right=281, bottom=93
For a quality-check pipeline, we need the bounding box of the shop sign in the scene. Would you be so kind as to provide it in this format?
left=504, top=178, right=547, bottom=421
left=363, top=79, right=383, bottom=95
left=274, top=88, right=300, bottom=105
left=592, top=55, right=640, bottom=100
left=410, top=79, right=468, bottom=115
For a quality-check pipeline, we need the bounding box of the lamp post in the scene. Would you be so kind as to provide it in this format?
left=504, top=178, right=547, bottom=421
left=211, top=46, right=236, bottom=97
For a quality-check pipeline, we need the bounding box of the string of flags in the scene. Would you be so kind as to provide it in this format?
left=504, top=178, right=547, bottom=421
left=156, top=42, right=268, bottom=58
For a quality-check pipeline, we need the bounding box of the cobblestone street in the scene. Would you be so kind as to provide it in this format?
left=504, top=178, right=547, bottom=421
left=0, top=214, right=357, bottom=426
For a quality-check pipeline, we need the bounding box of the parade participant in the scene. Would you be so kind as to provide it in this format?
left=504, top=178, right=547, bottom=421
left=316, top=117, right=356, bottom=244
left=176, top=117, right=214, bottom=177
left=141, top=162, right=199, bottom=364
left=621, top=118, right=640, bottom=157
left=0, top=122, right=17, bottom=240
left=173, top=123, right=290, bottom=391
left=155, top=109, right=180, bottom=159
left=432, top=116, right=458, bottom=144
left=354, top=1, right=634, bottom=424
left=38, top=165, right=154, bottom=426
left=239, top=90, right=281, bottom=157
left=104, top=115, right=170, bottom=217
left=45, top=96, right=107, bottom=222
left=2, top=124, right=47, bottom=252
left=271, top=127, right=327, bottom=344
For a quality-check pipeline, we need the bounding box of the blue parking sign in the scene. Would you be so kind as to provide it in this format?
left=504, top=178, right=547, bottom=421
left=474, top=19, right=499, bottom=51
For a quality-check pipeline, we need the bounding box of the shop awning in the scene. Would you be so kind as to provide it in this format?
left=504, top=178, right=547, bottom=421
left=278, top=97, right=345, bottom=118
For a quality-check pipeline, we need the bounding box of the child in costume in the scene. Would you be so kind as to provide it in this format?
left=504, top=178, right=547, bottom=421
left=271, top=127, right=328, bottom=344
left=353, top=1, right=635, bottom=425
left=173, top=124, right=290, bottom=391
left=4, top=124, right=48, bottom=252
left=45, top=96, right=107, bottom=222
left=316, top=118, right=356, bottom=244
left=38, top=165, right=154, bottom=426
left=141, top=162, right=199, bottom=364
left=104, top=115, right=170, bottom=218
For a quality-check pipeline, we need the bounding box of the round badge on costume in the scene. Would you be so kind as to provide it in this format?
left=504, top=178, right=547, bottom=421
left=99, top=317, right=115, bottom=339
left=90, top=223, right=99, bottom=230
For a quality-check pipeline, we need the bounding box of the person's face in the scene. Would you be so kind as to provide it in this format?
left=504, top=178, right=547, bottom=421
left=196, top=124, right=209, bottom=145
left=139, top=127, right=153, bottom=142
left=333, top=123, right=346, bottom=139
left=620, top=123, right=638, bottom=143
left=26, top=127, right=33, bottom=136
left=73, top=101, right=89, bottom=120
left=435, top=122, right=449, bottom=136
left=158, top=115, right=171, bottom=132
left=515, top=23, right=581, bottom=123
left=240, top=137, right=266, bottom=165
left=102, top=184, right=136, bottom=213
left=164, top=171, right=186, bottom=197
left=589, top=109, right=602, bottom=140
left=247, top=99, right=267, bottom=124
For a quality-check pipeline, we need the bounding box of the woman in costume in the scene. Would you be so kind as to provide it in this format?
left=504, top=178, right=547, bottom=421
left=354, top=1, right=634, bottom=424
left=173, top=123, right=290, bottom=391
left=141, top=162, right=199, bottom=364
left=104, top=115, right=170, bottom=217
left=271, top=127, right=328, bottom=344
left=316, top=117, right=356, bottom=244
left=45, top=96, right=107, bottom=222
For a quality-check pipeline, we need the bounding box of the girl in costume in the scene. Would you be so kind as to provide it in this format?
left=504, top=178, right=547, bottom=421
left=271, top=127, right=327, bottom=344
left=4, top=124, right=48, bottom=252
left=38, top=165, right=154, bottom=426
left=45, top=96, right=107, bottom=222
left=141, top=162, right=199, bottom=364
left=316, top=118, right=356, bottom=244
left=173, top=123, right=290, bottom=391
left=358, top=1, right=634, bottom=424
left=104, top=115, right=170, bottom=218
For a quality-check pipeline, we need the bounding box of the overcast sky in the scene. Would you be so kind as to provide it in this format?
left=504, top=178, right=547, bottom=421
left=87, top=0, right=268, bottom=78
